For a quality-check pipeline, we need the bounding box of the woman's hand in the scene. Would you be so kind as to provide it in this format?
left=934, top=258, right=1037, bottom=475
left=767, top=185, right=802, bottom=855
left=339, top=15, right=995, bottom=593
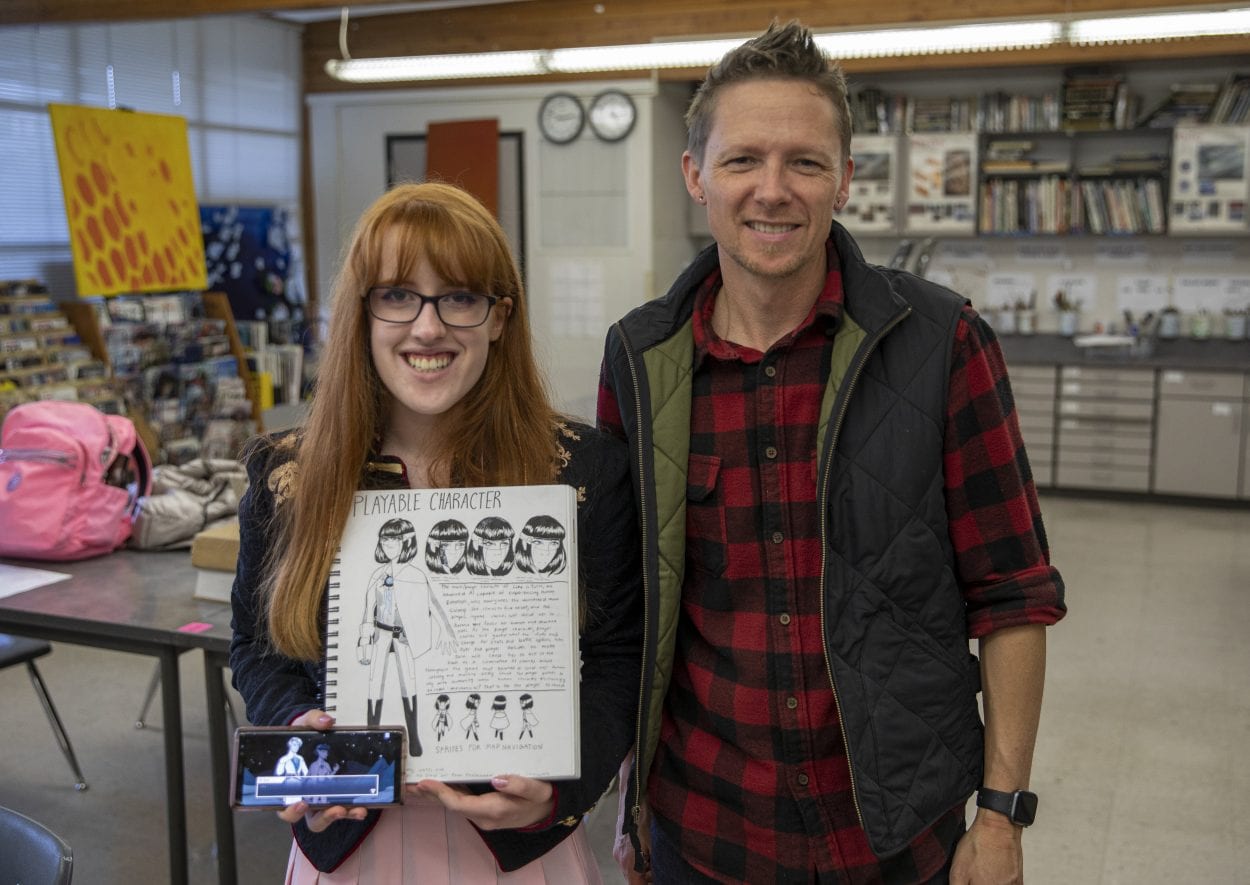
left=409, top=774, right=554, bottom=830
left=276, top=709, right=370, bottom=832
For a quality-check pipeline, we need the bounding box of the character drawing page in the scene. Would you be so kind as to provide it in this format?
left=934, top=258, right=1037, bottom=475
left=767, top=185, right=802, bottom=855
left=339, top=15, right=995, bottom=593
left=324, top=484, right=580, bottom=783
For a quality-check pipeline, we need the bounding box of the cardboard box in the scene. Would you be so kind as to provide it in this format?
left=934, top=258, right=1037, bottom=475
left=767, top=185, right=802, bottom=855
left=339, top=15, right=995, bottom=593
left=191, top=519, right=240, bottom=572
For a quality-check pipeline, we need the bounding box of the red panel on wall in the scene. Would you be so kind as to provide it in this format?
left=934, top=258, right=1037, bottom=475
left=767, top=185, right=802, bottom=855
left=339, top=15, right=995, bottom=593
left=425, top=118, right=500, bottom=217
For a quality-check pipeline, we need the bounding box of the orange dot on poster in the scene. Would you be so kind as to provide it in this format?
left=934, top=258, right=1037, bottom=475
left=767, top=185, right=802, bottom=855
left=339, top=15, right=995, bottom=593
left=90, top=162, right=109, bottom=197
left=125, top=142, right=135, bottom=157
left=154, top=252, right=167, bottom=282
left=86, top=216, right=105, bottom=250
left=164, top=245, right=175, bottom=269
left=177, top=227, right=188, bottom=245
left=169, top=199, right=179, bottom=216
left=142, top=266, right=154, bottom=285
left=76, top=230, right=92, bottom=263
left=129, top=199, right=138, bottom=214
left=110, top=248, right=126, bottom=281
left=76, top=174, right=95, bottom=207
left=131, top=276, right=142, bottom=290
left=138, top=231, right=149, bottom=253
left=159, top=159, right=171, bottom=182
left=97, top=258, right=113, bottom=288
left=124, top=236, right=138, bottom=268
left=102, top=207, right=120, bottom=240
left=114, top=192, right=130, bottom=227
left=70, top=198, right=80, bottom=219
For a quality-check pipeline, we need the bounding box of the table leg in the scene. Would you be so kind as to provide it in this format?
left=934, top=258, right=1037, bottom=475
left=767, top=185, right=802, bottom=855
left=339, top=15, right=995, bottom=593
left=159, top=647, right=188, bottom=885
left=205, top=651, right=237, bottom=885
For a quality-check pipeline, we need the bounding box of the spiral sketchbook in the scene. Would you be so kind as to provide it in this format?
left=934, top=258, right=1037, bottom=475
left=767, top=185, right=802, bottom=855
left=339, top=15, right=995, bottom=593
left=324, top=484, right=580, bottom=783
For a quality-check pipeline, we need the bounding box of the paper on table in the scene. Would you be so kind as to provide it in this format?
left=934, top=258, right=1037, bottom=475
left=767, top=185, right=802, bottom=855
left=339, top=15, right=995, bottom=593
left=0, top=564, right=71, bottom=599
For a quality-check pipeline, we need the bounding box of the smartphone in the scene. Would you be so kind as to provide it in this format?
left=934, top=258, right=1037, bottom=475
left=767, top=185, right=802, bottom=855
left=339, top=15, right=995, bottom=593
left=230, top=725, right=406, bottom=810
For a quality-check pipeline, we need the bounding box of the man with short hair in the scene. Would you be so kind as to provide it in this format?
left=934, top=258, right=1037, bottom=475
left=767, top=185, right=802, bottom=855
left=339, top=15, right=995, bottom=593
left=598, top=20, right=1066, bottom=884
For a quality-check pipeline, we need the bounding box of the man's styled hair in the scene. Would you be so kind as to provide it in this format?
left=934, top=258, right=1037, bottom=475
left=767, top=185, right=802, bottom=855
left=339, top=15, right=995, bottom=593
left=685, top=20, right=852, bottom=164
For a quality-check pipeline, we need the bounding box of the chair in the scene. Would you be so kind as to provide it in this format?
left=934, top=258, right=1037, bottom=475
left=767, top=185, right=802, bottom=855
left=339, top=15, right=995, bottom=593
left=0, top=805, right=73, bottom=885
left=0, top=634, right=88, bottom=791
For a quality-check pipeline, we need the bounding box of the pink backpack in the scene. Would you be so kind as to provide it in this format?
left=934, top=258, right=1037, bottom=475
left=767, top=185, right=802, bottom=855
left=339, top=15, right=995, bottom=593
left=0, top=401, right=152, bottom=561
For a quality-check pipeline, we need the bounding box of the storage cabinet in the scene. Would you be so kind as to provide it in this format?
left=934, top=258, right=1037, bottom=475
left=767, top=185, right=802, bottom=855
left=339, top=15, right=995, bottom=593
left=1011, top=364, right=1057, bottom=487
left=1153, top=370, right=1246, bottom=498
left=1055, top=366, right=1155, bottom=492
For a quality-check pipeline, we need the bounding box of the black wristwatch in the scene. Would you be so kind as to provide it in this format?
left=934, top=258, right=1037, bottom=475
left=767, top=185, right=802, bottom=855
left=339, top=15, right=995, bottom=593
left=976, top=787, right=1038, bottom=827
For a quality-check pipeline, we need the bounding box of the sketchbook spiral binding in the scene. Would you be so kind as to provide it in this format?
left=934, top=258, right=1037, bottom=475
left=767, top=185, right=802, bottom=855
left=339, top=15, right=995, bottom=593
left=323, top=559, right=341, bottom=709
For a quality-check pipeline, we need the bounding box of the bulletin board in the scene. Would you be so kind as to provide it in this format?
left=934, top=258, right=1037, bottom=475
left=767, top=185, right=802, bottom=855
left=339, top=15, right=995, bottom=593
left=49, top=104, right=208, bottom=297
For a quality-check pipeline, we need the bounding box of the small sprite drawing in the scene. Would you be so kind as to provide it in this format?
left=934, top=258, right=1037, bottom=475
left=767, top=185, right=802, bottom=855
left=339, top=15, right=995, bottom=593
left=358, top=518, right=457, bottom=757
left=431, top=694, right=452, bottom=742
left=462, top=693, right=481, bottom=741
left=518, top=693, right=539, bottom=739
left=514, top=515, right=567, bottom=575
left=490, top=694, right=509, bottom=740
left=466, top=516, right=515, bottom=576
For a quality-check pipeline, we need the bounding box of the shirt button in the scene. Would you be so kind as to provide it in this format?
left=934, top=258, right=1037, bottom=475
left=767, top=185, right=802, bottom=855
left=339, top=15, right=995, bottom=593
left=779, top=613, right=791, bottom=625
left=797, top=773, right=810, bottom=786
left=771, top=531, right=783, bottom=544
left=786, top=696, right=798, bottom=710
left=764, top=446, right=778, bottom=460
left=764, top=365, right=777, bottom=378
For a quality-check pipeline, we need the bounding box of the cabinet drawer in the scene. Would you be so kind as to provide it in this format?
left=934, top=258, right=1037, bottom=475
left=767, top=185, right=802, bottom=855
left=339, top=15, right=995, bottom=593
left=1060, top=366, right=1154, bottom=386
left=1019, top=412, right=1055, bottom=434
left=1158, top=369, right=1245, bottom=399
left=1059, top=427, right=1152, bottom=452
left=1056, top=463, right=1150, bottom=492
left=1059, top=380, right=1154, bottom=401
left=1058, top=448, right=1152, bottom=470
left=1058, top=399, right=1154, bottom=420
left=1011, top=365, right=1058, bottom=383
left=1013, top=377, right=1057, bottom=399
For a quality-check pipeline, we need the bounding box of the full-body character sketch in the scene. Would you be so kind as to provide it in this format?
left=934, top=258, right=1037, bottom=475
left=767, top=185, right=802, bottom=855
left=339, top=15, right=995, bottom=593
left=357, top=517, right=456, bottom=757
left=465, top=517, right=515, bottom=576
left=514, top=515, right=567, bottom=575
left=490, top=695, right=509, bottom=740
left=425, top=519, right=469, bottom=574
left=461, top=693, right=480, bottom=741
left=518, top=693, right=539, bottom=739
left=431, top=694, right=451, bottom=741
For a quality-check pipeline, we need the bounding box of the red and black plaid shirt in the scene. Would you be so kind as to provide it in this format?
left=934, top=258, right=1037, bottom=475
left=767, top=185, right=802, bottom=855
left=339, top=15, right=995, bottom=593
left=597, top=241, right=1065, bottom=884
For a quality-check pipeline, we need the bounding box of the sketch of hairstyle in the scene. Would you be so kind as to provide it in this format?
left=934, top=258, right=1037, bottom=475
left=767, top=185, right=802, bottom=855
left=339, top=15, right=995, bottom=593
left=465, top=516, right=515, bottom=576
left=375, top=518, right=419, bottom=564
left=514, top=515, right=568, bottom=575
left=425, top=519, right=470, bottom=574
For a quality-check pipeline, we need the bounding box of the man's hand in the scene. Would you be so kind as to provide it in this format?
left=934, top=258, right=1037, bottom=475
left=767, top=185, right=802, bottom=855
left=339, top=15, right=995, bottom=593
left=949, top=811, right=1024, bottom=884
left=409, top=774, right=554, bottom=830
left=276, top=710, right=369, bottom=832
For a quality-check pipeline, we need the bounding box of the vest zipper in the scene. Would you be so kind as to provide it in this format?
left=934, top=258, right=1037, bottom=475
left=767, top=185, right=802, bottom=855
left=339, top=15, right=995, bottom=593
left=817, top=305, right=911, bottom=833
left=615, top=323, right=652, bottom=845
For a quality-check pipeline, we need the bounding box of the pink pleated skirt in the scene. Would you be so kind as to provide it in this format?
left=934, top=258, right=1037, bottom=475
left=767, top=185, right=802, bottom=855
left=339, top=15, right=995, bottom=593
left=284, top=797, right=604, bottom=884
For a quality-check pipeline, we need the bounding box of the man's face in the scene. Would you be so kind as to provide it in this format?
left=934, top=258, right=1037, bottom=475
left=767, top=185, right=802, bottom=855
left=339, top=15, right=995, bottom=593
left=683, top=78, right=852, bottom=289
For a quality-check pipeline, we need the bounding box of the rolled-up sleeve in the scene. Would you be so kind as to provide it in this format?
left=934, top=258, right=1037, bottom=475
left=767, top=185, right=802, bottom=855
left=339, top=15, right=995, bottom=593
left=944, top=308, right=1066, bottom=638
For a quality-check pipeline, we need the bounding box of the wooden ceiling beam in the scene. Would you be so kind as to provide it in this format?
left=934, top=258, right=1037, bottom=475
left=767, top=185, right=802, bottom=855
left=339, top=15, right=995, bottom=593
left=4, top=0, right=351, bottom=24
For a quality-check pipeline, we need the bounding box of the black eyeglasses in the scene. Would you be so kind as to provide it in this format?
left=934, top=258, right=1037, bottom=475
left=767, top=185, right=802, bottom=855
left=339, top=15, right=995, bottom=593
left=366, top=286, right=500, bottom=328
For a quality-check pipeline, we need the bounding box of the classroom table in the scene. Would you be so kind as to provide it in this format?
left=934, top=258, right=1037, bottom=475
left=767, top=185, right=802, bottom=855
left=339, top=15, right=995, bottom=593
left=0, top=550, right=239, bottom=885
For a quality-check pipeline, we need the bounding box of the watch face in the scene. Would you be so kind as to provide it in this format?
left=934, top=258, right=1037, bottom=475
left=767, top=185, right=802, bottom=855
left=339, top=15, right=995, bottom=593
left=538, top=92, right=584, bottom=145
left=588, top=89, right=636, bottom=142
left=1012, top=791, right=1038, bottom=826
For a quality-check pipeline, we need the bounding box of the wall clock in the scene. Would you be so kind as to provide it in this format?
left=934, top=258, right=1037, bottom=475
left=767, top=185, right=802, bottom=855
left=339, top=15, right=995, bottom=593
left=588, top=89, right=637, bottom=142
left=538, top=92, right=585, bottom=144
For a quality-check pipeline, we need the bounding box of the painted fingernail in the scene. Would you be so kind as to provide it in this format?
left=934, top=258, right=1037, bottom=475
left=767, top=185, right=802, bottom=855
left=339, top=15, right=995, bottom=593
left=491, top=776, right=509, bottom=789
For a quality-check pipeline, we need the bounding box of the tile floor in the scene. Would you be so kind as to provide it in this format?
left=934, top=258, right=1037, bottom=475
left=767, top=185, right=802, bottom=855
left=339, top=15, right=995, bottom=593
left=1, top=493, right=1247, bottom=883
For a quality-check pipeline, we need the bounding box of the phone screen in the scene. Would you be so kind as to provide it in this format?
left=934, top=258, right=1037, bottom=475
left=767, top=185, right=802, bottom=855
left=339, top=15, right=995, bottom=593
left=230, top=726, right=406, bottom=809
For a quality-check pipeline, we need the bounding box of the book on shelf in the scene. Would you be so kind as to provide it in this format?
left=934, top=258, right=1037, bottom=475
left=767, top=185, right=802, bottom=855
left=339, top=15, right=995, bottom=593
left=1136, top=82, right=1221, bottom=128
left=1209, top=73, right=1250, bottom=124
left=325, top=484, right=581, bottom=782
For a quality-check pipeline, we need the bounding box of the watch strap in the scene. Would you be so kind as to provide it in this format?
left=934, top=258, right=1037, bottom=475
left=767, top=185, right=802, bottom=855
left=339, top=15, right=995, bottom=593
left=976, top=787, right=1037, bottom=826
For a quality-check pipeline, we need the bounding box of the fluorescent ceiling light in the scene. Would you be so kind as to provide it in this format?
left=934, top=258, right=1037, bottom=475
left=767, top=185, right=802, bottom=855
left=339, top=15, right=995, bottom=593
left=323, top=9, right=1248, bottom=83
left=1071, top=7, right=1250, bottom=44
left=326, top=50, right=547, bottom=82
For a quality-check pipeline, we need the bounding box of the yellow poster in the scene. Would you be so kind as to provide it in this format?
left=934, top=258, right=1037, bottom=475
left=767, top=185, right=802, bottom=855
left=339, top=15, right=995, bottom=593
left=49, top=104, right=208, bottom=296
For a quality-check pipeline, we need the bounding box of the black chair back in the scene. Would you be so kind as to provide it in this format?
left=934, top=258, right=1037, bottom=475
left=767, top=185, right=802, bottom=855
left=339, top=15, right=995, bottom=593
left=0, top=805, right=72, bottom=885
